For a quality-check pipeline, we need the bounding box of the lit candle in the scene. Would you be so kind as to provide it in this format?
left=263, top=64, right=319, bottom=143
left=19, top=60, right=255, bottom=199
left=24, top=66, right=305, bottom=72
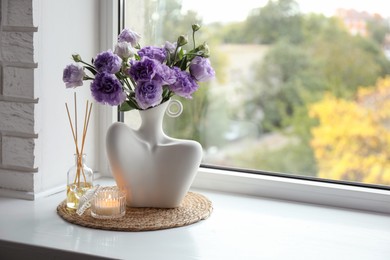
left=94, top=196, right=120, bottom=215
left=91, top=187, right=126, bottom=219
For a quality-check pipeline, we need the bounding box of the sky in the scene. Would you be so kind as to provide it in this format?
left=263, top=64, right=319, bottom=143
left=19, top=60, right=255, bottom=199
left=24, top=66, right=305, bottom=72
left=181, top=0, right=390, bottom=24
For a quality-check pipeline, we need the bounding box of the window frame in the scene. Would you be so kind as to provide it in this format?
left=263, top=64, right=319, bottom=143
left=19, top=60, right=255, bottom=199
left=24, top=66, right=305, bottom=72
left=99, top=0, right=390, bottom=215
left=193, top=167, right=390, bottom=214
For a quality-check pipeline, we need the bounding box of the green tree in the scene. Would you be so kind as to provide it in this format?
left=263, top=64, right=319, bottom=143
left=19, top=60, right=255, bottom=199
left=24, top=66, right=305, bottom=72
left=232, top=12, right=390, bottom=176
left=244, top=0, right=303, bottom=44
left=309, top=77, right=390, bottom=185
left=248, top=13, right=390, bottom=132
left=219, top=22, right=247, bottom=44
left=306, top=21, right=383, bottom=98
left=366, top=15, right=390, bottom=46
left=245, top=40, right=312, bottom=131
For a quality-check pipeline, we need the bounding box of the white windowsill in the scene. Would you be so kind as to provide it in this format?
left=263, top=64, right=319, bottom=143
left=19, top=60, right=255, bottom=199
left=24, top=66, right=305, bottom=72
left=193, top=167, right=390, bottom=215
left=2, top=166, right=389, bottom=216
left=0, top=177, right=389, bottom=260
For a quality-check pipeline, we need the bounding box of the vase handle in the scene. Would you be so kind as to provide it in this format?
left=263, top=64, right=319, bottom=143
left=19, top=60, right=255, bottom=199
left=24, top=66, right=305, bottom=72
left=166, top=99, right=183, bottom=118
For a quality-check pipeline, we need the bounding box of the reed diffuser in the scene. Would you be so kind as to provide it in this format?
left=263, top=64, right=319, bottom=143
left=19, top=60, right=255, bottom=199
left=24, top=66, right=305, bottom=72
left=65, top=93, right=93, bottom=209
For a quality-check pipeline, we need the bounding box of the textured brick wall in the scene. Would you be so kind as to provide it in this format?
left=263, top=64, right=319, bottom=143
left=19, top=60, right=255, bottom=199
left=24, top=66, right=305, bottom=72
left=0, top=0, right=38, bottom=192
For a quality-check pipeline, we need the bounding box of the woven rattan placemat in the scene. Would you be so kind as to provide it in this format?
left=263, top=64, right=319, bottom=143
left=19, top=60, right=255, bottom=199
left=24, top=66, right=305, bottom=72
left=57, top=192, right=212, bottom=231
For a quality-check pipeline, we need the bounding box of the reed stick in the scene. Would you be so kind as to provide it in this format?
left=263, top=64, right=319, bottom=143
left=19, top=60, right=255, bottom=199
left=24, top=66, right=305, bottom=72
left=80, top=101, right=93, bottom=184
left=66, top=102, right=81, bottom=185
left=65, top=92, right=93, bottom=188
left=80, top=102, right=93, bottom=155
left=65, top=103, right=78, bottom=150
left=74, top=92, right=78, bottom=155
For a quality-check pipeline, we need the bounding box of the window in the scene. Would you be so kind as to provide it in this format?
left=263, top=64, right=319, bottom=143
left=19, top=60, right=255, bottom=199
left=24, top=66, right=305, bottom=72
left=122, top=0, right=390, bottom=190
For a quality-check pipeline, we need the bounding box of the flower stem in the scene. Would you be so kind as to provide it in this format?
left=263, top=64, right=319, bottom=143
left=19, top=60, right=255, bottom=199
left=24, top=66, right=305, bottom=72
left=79, top=60, right=94, bottom=68
left=172, top=46, right=179, bottom=66
left=124, top=77, right=133, bottom=91
left=193, top=30, right=196, bottom=49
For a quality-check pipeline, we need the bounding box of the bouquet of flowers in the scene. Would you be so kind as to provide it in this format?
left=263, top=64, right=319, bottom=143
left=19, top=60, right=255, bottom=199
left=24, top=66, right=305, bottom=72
left=62, top=24, right=215, bottom=111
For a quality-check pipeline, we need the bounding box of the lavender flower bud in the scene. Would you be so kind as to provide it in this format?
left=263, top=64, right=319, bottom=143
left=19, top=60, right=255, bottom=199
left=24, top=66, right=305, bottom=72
left=114, top=42, right=135, bottom=59
left=164, top=41, right=177, bottom=53
left=189, top=56, right=215, bottom=82
left=118, top=28, right=141, bottom=47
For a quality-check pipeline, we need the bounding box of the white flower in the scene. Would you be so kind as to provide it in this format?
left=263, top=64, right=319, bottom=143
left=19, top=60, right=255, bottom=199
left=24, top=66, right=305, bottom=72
left=114, top=42, right=136, bottom=59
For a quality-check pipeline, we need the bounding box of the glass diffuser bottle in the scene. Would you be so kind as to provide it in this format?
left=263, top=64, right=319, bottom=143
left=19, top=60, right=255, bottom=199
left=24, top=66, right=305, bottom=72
left=67, top=153, right=93, bottom=209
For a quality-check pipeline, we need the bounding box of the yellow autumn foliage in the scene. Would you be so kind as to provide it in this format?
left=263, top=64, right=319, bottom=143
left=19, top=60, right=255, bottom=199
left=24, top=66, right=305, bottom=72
left=309, top=76, right=390, bottom=185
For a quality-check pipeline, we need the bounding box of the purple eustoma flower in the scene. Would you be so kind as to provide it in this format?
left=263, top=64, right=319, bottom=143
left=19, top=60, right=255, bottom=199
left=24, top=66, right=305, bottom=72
left=138, top=46, right=167, bottom=63
left=90, top=72, right=126, bottom=106
left=94, top=51, right=122, bottom=74
left=158, top=64, right=176, bottom=85
left=118, top=28, right=141, bottom=47
left=129, top=57, right=176, bottom=86
left=135, top=80, right=163, bottom=109
left=189, top=56, right=215, bottom=82
left=63, top=64, right=85, bottom=88
left=128, top=57, right=160, bottom=82
left=169, top=67, right=199, bottom=99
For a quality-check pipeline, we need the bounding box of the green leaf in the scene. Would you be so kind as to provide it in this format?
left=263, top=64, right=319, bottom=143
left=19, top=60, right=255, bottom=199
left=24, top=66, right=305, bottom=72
left=119, top=99, right=139, bottom=112
left=180, top=56, right=188, bottom=70
left=128, top=98, right=140, bottom=109
left=178, top=48, right=185, bottom=60
left=119, top=102, right=133, bottom=112
left=84, top=66, right=97, bottom=76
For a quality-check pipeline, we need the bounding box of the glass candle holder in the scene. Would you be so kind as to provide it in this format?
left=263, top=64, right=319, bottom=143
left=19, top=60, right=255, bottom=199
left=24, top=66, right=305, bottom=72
left=91, top=186, right=126, bottom=219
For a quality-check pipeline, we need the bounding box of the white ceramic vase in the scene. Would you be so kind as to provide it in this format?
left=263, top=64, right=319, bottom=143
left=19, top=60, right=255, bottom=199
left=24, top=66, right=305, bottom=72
left=106, top=100, right=202, bottom=208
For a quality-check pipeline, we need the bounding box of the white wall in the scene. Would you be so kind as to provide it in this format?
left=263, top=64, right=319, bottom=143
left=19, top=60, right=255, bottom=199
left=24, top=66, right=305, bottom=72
left=33, top=0, right=101, bottom=196
left=0, top=0, right=113, bottom=199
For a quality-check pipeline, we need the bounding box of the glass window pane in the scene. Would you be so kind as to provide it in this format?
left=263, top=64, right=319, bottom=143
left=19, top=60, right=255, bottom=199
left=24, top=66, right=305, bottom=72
left=124, top=0, right=390, bottom=187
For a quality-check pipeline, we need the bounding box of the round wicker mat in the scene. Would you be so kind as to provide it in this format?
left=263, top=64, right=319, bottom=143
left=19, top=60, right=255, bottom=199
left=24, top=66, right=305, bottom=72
left=57, top=192, right=212, bottom=231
